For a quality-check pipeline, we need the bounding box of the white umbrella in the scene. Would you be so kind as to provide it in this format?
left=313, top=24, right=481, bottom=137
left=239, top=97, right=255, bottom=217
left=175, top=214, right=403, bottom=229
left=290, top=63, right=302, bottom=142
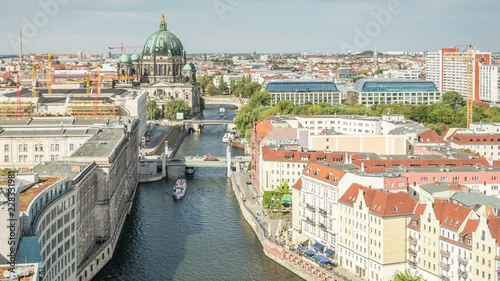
left=267, top=222, right=272, bottom=238
left=284, top=229, right=289, bottom=245
left=276, top=219, right=282, bottom=238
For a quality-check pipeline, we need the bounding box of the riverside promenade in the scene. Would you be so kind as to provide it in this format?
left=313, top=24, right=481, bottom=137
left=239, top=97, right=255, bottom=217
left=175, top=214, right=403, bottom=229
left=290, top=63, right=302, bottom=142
left=230, top=171, right=363, bottom=281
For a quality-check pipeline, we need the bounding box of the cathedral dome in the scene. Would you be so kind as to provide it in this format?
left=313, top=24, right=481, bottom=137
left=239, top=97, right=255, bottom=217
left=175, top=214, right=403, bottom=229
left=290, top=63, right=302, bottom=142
left=119, top=53, right=131, bottom=64
left=130, top=53, right=140, bottom=62
left=142, top=14, right=184, bottom=57
left=183, top=63, right=195, bottom=71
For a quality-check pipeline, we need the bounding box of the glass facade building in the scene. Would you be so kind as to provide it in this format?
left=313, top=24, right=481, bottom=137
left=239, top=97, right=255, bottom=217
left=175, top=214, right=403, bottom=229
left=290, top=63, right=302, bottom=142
left=353, top=79, right=440, bottom=106
left=264, top=80, right=341, bottom=106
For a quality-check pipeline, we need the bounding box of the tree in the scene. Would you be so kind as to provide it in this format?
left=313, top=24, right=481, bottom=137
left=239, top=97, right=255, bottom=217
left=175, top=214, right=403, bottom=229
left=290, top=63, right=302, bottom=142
left=441, top=91, right=465, bottom=110
left=163, top=99, right=191, bottom=120
left=199, top=97, right=205, bottom=111
left=275, top=100, right=295, bottom=115
left=428, top=102, right=454, bottom=124
left=391, top=270, right=423, bottom=281
left=147, top=99, right=162, bottom=120
left=229, top=79, right=236, bottom=94
left=196, top=75, right=211, bottom=94
left=217, top=77, right=229, bottom=95
left=205, top=82, right=218, bottom=96
left=248, top=91, right=271, bottom=108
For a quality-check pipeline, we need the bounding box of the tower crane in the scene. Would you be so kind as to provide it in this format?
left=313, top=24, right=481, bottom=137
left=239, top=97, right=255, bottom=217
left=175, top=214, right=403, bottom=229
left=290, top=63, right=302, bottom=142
left=443, top=44, right=485, bottom=128
left=29, top=53, right=54, bottom=97
left=85, top=77, right=92, bottom=97
left=108, top=42, right=142, bottom=54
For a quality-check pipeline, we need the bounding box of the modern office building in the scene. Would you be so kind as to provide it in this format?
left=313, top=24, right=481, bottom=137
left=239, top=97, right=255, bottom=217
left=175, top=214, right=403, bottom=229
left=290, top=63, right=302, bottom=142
left=425, top=48, right=491, bottom=101
left=263, top=80, right=341, bottom=106
left=353, top=79, right=440, bottom=106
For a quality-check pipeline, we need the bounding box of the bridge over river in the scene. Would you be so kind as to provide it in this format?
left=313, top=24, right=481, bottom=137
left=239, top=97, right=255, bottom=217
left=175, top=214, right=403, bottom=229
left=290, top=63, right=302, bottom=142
left=142, top=155, right=250, bottom=168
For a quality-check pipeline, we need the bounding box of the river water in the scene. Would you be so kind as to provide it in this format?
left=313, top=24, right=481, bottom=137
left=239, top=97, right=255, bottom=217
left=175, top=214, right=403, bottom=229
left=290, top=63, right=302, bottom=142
left=93, top=105, right=302, bottom=281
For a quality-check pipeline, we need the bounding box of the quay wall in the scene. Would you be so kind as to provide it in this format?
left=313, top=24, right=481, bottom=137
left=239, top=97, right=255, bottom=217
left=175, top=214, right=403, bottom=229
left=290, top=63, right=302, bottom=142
left=229, top=172, right=347, bottom=281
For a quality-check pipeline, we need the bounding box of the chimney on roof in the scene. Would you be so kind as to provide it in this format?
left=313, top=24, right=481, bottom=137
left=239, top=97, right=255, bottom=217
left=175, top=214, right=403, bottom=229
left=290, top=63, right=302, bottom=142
left=344, top=152, right=349, bottom=164
left=361, top=161, right=365, bottom=173
left=349, top=155, right=352, bottom=164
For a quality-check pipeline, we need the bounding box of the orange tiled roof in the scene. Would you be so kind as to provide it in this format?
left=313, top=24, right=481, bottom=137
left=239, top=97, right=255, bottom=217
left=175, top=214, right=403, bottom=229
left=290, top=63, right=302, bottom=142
left=339, top=183, right=417, bottom=217
left=487, top=215, right=500, bottom=244
left=448, top=132, right=500, bottom=145
left=433, top=200, right=472, bottom=231
left=262, top=147, right=350, bottom=163
left=418, top=130, right=447, bottom=144
left=302, top=162, right=346, bottom=186
left=353, top=158, right=489, bottom=172
left=293, top=178, right=302, bottom=190
left=256, top=121, right=273, bottom=138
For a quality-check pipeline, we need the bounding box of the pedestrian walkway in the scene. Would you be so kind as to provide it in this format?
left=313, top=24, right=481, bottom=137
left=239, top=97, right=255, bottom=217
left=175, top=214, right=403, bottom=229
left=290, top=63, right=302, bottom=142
left=232, top=171, right=364, bottom=281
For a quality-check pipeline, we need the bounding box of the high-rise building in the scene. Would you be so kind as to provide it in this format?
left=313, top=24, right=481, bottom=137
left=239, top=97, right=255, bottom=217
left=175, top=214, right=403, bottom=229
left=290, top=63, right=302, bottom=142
left=425, top=47, right=491, bottom=100
left=479, top=64, right=500, bottom=104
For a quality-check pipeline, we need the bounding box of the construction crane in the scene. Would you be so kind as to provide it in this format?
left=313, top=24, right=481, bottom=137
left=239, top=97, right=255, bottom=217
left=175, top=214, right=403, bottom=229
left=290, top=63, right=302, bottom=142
left=93, top=65, right=101, bottom=117
left=108, top=42, right=142, bottom=54
left=29, top=53, right=54, bottom=97
left=31, top=65, right=38, bottom=98
left=46, top=54, right=53, bottom=97
left=85, top=77, right=92, bottom=97
left=443, top=44, right=485, bottom=128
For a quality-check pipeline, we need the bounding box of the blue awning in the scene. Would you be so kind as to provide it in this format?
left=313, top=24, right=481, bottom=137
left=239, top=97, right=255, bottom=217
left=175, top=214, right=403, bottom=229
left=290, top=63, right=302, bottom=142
left=304, top=250, right=316, bottom=256
left=325, top=248, right=335, bottom=255
left=297, top=246, right=307, bottom=251
left=313, top=242, right=325, bottom=250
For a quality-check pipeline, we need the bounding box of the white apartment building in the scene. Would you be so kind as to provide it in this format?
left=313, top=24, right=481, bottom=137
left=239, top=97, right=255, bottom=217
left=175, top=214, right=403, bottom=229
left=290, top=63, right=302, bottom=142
left=425, top=48, right=491, bottom=101
left=479, top=65, right=500, bottom=104
left=382, top=70, right=421, bottom=80
left=292, top=162, right=345, bottom=252
left=445, top=129, right=500, bottom=161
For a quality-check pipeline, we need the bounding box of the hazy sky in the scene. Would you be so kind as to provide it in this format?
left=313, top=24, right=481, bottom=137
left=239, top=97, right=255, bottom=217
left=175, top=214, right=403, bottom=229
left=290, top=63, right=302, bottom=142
left=0, top=0, right=498, bottom=55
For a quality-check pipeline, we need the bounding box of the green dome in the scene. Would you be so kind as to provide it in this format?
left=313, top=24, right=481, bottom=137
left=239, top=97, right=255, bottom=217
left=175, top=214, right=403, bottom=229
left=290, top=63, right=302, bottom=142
left=143, top=15, right=184, bottom=57
left=119, top=53, right=131, bottom=63
left=130, top=53, right=140, bottom=62
left=183, top=63, right=195, bottom=71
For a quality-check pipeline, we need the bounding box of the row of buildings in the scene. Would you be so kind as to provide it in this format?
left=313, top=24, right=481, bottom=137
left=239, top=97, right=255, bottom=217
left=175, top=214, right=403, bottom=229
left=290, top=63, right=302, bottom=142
left=250, top=114, right=500, bottom=281
left=0, top=117, right=141, bottom=281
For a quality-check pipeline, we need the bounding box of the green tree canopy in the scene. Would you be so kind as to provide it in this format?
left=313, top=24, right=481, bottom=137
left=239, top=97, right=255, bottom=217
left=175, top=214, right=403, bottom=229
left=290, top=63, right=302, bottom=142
left=275, top=100, right=295, bottom=115
left=441, top=91, right=465, bottom=109
left=147, top=99, right=162, bottom=120
left=248, top=91, right=271, bottom=108
left=205, top=82, right=218, bottom=96
left=217, top=77, right=229, bottom=95
left=163, top=99, right=191, bottom=120
left=391, top=270, right=423, bottom=281
left=196, top=75, right=212, bottom=94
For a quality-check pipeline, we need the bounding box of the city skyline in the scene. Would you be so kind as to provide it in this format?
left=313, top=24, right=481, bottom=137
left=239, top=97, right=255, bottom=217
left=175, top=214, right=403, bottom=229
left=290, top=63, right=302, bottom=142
left=0, top=0, right=499, bottom=55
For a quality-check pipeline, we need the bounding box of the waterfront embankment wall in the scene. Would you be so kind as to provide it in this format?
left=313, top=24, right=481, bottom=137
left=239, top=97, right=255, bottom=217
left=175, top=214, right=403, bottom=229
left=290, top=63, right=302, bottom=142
left=229, top=172, right=349, bottom=281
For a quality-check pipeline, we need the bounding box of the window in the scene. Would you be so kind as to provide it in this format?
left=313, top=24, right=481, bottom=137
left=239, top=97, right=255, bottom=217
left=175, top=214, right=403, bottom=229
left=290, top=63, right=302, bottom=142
left=35, top=155, right=44, bottom=163
left=35, top=144, right=44, bottom=152
left=18, top=144, right=28, bottom=152
left=51, top=155, right=60, bottom=161
left=472, top=176, right=479, bottom=181
left=4, top=155, right=9, bottom=163
left=4, top=144, right=9, bottom=152
left=18, top=155, right=28, bottom=163
left=69, top=144, right=74, bottom=151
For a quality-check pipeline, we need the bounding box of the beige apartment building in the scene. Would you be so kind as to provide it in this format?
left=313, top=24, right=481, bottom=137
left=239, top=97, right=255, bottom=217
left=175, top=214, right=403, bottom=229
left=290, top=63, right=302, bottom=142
left=309, top=134, right=411, bottom=155
left=338, top=184, right=417, bottom=281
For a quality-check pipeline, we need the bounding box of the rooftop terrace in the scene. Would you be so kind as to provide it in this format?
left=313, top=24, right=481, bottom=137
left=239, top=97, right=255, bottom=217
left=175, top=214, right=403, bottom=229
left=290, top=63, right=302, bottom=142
left=19, top=177, right=61, bottom=212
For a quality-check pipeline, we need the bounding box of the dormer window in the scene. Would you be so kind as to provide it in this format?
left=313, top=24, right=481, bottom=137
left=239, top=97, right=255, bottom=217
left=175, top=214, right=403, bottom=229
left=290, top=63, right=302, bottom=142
left=305, top=168, right=311, bottom=174
left=313, top=169, right=320, bottom=176
left=326, top=172, right=333, bottom=180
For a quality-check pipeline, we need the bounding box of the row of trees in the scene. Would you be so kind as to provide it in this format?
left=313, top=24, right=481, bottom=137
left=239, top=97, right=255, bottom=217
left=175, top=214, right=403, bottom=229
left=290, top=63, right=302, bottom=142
left=198, top=74, right=262, bottom=97
left=234, top=91, right=500, bottom=138
left=147, top=99, right=192, bottom=120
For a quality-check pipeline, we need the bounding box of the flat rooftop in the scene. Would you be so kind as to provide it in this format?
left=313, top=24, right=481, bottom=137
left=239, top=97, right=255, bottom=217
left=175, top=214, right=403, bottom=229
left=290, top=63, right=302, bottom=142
left=32, top=161, right=93, bottom=179
left=0, top=264, right=38, bottom=281
left=19, top=177, right=61, bottom=212
left=71, top=128, right=126, bottom=158
left=0, top=116, right=136, bottom=128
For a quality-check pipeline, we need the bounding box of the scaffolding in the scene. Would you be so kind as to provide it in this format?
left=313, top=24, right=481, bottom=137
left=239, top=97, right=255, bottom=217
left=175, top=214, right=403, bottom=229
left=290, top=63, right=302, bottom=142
left=67, top=100, right=120, bottom=118
left=0, top=101, right=33, bottom=118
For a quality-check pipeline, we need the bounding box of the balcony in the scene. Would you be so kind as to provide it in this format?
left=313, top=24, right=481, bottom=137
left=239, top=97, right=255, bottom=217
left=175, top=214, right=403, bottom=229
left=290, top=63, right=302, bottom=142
left=441, top=263, right=450, bottom=271
left=306, top=203, right=316, bottom=212
left=318, top=222, right=327, bottom=230
left=440, top=275, right=450, bottom=281
left=408, top=248, right=417, bottom=256
left=458, top=257, right=468, bottom=265
left=458, top=270, right=468, bottom=279
left=318, top=208, right=327, bottom=216
left=440, top=250, right=450, bottom=258
left=407, top=259, right=417, bottom=268
left=304, top=217, right=316, bottom=226
left=408, top=236, right=417, bottom=245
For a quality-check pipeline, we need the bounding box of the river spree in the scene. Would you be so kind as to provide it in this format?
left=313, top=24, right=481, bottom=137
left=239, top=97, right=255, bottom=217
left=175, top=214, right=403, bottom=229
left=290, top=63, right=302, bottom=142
left=93, top=106, right=302, bottom=281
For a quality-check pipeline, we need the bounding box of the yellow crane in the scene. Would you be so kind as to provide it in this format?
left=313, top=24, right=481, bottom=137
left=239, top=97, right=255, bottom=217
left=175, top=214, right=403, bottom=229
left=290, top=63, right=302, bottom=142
left=31, top=65, right=38, bottom=98
left=443, top=44, right=485, bottom=128
left=85, top=77, right=92, bottom=97
left=29, top=53, right=53, bottom=97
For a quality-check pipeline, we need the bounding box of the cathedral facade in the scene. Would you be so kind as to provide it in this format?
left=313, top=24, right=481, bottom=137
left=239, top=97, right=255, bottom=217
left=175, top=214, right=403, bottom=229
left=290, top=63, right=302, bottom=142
left=117, top=13, right=201, bottom=116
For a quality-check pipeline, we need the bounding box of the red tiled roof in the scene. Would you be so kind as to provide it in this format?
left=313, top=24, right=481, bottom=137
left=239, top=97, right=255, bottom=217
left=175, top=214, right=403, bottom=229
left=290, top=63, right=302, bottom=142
left=412, top=203, right=426, bottom=220
left=418, top=129, right=447, bottom=144
left=302, top=162, right=346, bottom=186
left=262, top=147, right=351, bottom=164
left=292, top=178, right=302, bottom=190
left=353, top=158, right=489, bottom=172
left=448, top=132, right=500, bottom=145
left=487, top=215, right=500, bottom=244
left=460, top=219, right=479, bottom=236
left=339, top=184, right=417, bottom=217
left=256, top=121, right=273, bottom=138
left=434, top=200, right=472, bottom=231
